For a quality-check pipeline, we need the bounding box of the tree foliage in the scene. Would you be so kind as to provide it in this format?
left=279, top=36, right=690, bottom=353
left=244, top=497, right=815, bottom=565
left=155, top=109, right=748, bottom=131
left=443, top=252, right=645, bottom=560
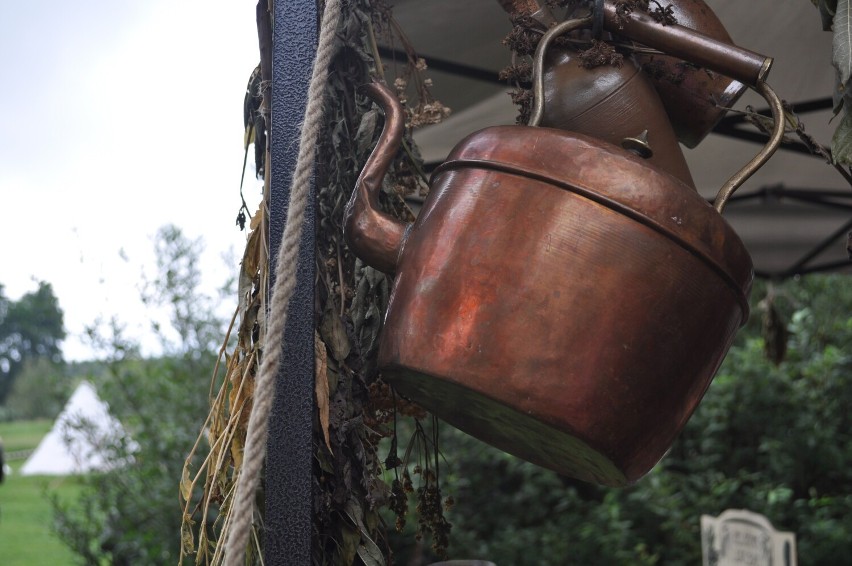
left=4, top=357, right=72, bottom=420
left=51, top=225, right=226, bottom=565
left=0, top=281, right=65, bottom=403
left=393, top=275, right=852, bottom=565
left=809, top=0, right=852, bottom=163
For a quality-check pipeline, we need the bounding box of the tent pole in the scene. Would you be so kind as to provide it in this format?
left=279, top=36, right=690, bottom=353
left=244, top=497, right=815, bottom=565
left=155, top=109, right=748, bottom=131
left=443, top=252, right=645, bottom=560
left=264, top=0, right=317, bottom=563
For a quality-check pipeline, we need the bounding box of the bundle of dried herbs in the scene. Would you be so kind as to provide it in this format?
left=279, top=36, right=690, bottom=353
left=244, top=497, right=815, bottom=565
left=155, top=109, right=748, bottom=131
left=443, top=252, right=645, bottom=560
left=312, top=2, right=452, bottom=562
left=180, top=1, right=453, bottom=564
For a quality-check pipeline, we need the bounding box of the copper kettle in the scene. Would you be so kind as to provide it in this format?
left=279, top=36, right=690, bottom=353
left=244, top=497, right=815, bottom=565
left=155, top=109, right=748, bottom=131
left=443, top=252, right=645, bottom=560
left=344, top=14, right=784, bottom=485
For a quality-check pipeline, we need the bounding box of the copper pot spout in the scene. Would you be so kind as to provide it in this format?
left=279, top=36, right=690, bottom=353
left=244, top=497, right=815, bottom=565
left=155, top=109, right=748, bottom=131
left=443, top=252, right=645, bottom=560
left=343, top=82, right=409, bottom=274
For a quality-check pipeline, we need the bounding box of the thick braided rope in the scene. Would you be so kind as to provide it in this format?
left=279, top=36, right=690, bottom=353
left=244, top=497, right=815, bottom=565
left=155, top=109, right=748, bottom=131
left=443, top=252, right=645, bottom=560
left=223, top=0, right=342, bottom=563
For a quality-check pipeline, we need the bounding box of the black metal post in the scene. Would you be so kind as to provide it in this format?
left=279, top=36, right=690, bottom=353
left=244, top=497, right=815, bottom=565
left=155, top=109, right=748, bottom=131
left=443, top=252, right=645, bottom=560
left=265, top=0, right=317, bottom=563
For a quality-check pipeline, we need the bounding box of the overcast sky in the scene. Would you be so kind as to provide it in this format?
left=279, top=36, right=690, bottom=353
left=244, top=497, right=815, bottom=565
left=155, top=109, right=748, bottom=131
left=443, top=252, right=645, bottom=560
left=1, top=1, right=263, bottom=360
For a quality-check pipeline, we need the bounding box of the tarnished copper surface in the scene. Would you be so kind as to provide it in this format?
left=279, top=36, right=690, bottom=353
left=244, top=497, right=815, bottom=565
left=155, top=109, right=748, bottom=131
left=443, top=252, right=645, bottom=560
left=345, top=82, right=757, bottom=485
left=602, top=0, right=770, bottom=147
left=502, top=1, right=771, bottom=149
left=536, top=41, right=696, bottom=187
left=342, top=83, right=408, bottom=273
left=528, top=9, right=779, bottom=194
left=601, top=2, right=770, bottom=87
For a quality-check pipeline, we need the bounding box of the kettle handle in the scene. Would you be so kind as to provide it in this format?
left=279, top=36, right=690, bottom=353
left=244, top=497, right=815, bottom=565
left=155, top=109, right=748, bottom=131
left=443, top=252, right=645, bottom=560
left=712, top=81, right=783, bottom=212
left=528, top=14, right=784, bottom=213
left=342, top=82, right=410, bottom=274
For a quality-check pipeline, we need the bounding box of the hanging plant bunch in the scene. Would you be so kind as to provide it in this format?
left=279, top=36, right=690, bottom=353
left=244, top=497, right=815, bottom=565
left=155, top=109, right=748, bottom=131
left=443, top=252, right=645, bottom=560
left=311, top=1, right=454, bottom=562
left=177, top=1, right=453, bottom=564
left=178, top=79, right=270, bottom=566
left=812, top=0, right=852, bottom=165
left=178, top=5, right=273, bottom=563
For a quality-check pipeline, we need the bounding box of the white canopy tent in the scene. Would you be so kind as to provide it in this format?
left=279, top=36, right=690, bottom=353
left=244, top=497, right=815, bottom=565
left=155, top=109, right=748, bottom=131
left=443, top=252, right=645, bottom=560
left=20, top=381, right=133, bottom=476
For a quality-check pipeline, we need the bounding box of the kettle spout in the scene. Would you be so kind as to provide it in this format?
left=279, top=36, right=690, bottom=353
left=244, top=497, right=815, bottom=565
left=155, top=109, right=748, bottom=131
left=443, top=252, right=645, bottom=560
left=343, top=81, right=409, bottom=274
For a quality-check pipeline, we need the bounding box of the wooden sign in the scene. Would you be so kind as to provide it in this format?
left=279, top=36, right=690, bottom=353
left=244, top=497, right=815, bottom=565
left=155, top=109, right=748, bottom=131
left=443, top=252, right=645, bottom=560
left=701, top=509, right=797, bottom=566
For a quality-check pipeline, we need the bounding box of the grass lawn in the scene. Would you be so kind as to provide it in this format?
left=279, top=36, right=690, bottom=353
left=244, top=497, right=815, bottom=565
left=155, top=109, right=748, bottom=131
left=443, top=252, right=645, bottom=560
left=1, top=420, right=83, bottom=565
left=1, top=419, right=52, bottom=452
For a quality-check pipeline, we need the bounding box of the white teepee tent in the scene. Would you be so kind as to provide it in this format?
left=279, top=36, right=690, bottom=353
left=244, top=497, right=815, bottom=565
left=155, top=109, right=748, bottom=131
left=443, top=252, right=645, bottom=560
left=20, top=381, right=133, bottom=476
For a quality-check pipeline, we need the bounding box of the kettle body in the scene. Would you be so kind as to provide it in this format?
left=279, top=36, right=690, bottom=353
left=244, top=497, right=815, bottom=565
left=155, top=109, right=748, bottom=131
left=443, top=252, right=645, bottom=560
left=343, top=2, right=785, bottom=484
left=345, top=82, right=754, bottom=485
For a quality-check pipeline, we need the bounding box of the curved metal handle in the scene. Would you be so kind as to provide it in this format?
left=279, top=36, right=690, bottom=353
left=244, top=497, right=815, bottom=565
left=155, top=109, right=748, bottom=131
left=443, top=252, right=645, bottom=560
left=529, top=16, right=784, bottom=213
left=713, top=81, right=784, bottom=212
left=529, top=16, right=593, bottom=128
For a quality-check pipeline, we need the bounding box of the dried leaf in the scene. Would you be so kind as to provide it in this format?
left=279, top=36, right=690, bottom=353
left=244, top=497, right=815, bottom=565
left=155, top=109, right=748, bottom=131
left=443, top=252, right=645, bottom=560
left=822, top=0, right=839, bottom=30
left=831, top=106, right=852, bottom=164
left=231, top=434, right=245, bottom=471
left=320, top=304, right=352, bottom=361
left=181, top=520, right=195, bottom=555
left=345, top=498, right=386, bottom=565
left=832, top=0, right=852, bottom=84
left=180, top=465, right=193, bottom=502
left=315, top=331, right=332, bottom=453
left=761, top=298, right=789, bottom=366
left=339, top=523, right=361, bottom=565
left=249, top=204, right=263, bottom=231
left=360, top=303, right=382, bottom=353
left=355, top=108, right=379, bottom=159
left=357, top=540, right=385, bottom=566
left=245, top=227, right=262, bottom=276
left=317, top=448, right=335, bottom=474
left=344, top=497, right=366, bottom=531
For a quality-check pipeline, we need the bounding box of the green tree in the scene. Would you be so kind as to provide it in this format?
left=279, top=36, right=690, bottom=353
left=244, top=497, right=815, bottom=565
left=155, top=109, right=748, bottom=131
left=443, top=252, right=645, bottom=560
left=52, top=225, right=227, bottom=565
left=0, top=281, right=66, bottom=402
left=4, top=357, right=73, bottom=420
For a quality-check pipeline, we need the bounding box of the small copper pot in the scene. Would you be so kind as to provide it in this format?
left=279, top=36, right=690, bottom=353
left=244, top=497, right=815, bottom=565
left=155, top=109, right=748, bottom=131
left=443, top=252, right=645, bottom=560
left=629, top=0, right=748, bottom=148
left=495, top=0, right=754, bottom=148
left=539, top=48, right=696, bottom=188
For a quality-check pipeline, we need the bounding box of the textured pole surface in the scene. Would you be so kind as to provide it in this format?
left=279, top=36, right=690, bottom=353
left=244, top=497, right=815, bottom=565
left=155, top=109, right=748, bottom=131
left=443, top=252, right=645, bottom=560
left=265, top=0, right=317, bottom=563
